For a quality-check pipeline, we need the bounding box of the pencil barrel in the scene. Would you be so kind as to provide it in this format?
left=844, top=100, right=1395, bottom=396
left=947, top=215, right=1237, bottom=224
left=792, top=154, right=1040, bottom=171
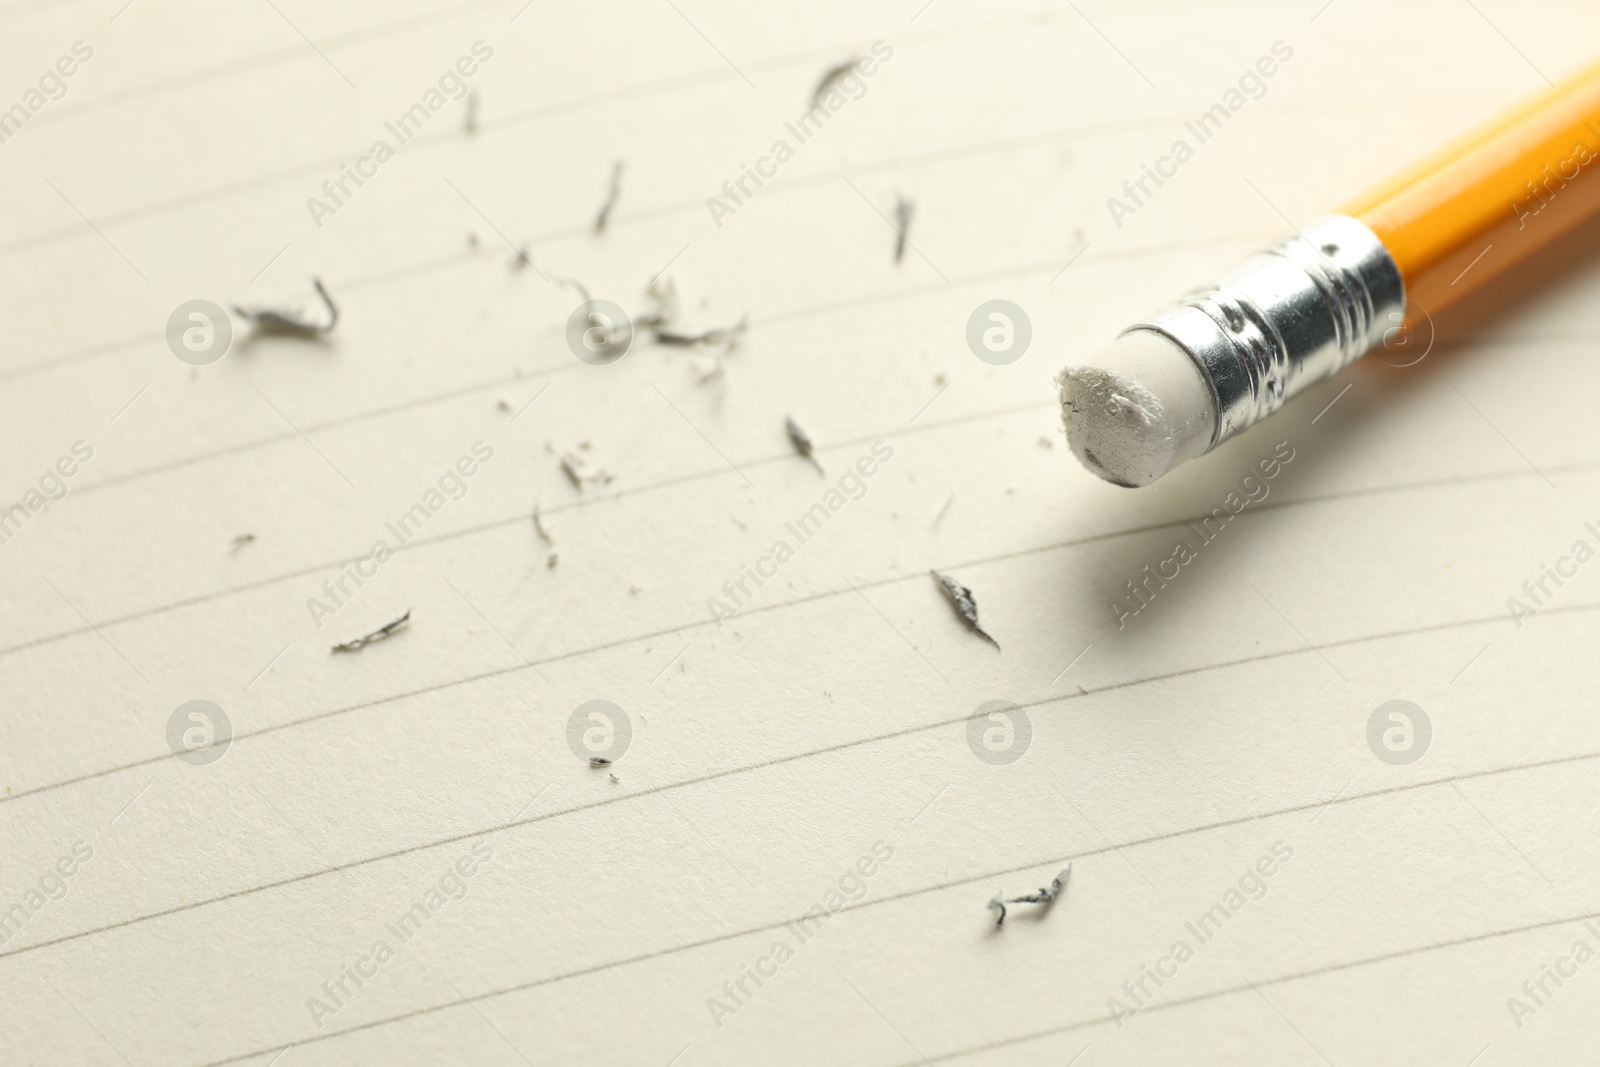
left=1123, top=216, right=1403, bottom=449
left=1344, top=57, right=1600, bottom=316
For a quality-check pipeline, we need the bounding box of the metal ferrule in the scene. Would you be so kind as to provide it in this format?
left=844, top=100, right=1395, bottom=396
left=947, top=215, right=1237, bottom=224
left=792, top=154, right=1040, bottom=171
left=1125, top=215, right=1404, bottom=448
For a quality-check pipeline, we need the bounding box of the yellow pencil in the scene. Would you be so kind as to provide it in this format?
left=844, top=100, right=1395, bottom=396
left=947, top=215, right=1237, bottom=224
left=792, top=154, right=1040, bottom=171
left=1060, top=58, right=1600, bottom=486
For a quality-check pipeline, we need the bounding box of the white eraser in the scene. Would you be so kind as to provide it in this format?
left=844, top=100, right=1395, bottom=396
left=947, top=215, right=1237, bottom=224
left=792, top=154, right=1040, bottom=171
left=1057, top=330, right=1216, bottom=487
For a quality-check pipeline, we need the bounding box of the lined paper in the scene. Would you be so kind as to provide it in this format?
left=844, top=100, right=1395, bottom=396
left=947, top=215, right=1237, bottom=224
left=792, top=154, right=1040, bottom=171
left=3, top=1, right=1600, bottom=1064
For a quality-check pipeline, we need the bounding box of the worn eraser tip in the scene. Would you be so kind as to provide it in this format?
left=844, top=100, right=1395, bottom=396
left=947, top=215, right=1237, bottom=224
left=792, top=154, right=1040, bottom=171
left=1056, top=330, right=1216, bottom=487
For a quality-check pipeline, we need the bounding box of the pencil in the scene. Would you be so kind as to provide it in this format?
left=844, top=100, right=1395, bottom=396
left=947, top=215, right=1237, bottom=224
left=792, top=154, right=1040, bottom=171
left=1059, top=57, right=1600, bottom=487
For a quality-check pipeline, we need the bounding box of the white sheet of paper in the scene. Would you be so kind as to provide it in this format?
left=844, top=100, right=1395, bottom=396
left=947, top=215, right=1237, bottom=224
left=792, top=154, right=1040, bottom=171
left=3, top=0, right=1599, bottom=1063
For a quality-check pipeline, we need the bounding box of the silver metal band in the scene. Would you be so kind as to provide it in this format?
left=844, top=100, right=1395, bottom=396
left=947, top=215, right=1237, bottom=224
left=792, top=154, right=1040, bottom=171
left=1124, top=215, right=1404, bottom=448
